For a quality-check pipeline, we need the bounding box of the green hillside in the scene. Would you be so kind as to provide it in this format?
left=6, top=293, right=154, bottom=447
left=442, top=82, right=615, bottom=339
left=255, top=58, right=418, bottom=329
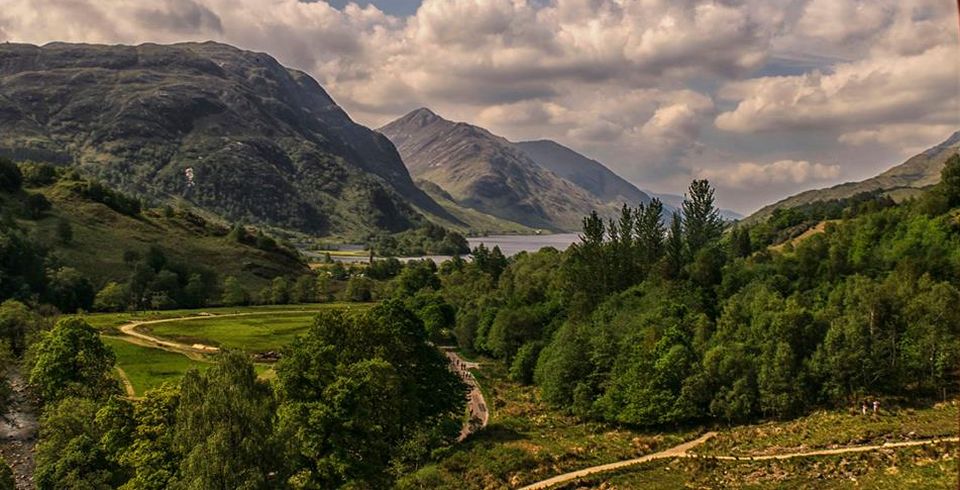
left=2, top=161, right=308, bottom=305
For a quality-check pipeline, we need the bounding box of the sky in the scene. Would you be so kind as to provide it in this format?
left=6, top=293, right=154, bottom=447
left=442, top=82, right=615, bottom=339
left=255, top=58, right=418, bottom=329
left=1, top=0, right=958, bottom=213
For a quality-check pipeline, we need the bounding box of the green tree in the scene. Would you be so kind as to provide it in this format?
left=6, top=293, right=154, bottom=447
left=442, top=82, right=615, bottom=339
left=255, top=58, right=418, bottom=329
left=56, top=218, right=73, bottom=245
left=0, top=299, right=39, bottom=356
left=221, top=276, right=249, bottom=306
left=343, top=275, right=374, bottom=302
left=94, top=282, right=129, bottom=312
left=939, top=153, right=960, bottom=207
left=0, top=457, right=12, bottom=490
left=663, top=212, right=686, bottom=279
left=45, top=267, right=96, bottom=313
left=34, top=396, right=133, bottom=490
left=182, top=273, right=207, bottom=308
left=276, top=302, right=466, bottom=487
left=0, top=158, right=23, bottom=192
left=270, top=276, right=290, bottom=305
left=29, top=317, right=119, bottom=403
left=175, top=351, right=278, bottom=490
left=291, top=275, right=317, bottom=303
left=120, top=384, right=180, bottom=490
left=682, top=179, right=724, bottom=254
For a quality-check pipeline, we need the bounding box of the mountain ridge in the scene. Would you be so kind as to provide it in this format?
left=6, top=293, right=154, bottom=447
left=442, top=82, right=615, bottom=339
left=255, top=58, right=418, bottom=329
left=744, top=131, right=960, bottom=224
left=0, top=41, right=458, bottom=238
left=379, top=108, right=610, bottom=231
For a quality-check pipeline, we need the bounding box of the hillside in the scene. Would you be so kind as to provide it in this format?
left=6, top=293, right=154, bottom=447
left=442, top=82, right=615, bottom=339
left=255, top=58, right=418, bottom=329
left=0, top=42, right=457, bottom=238
left=745, top=131, right=960, bottom=224
left=514, top=140, right=651, bottom=207
left=379, top=108, right=611, bottom=231
left=3, top=165, right=307, bottom=295
left=415, top=180, right=536, bottom=235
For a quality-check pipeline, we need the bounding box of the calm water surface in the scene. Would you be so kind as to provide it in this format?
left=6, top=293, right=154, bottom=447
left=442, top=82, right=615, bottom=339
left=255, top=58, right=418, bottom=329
left=320, top=233, right=580, bottom=263
left=467, top=233, right=579, bottom=256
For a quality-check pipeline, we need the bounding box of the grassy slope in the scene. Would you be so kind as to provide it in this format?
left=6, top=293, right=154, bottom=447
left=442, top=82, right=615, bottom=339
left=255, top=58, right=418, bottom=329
left=398, top=359, right=696, bottom=489
left=556, top=443, right=957, bottom=489
left=416, top=180, right=538, bottom=235
left=17, top=181, right=308, bottom=292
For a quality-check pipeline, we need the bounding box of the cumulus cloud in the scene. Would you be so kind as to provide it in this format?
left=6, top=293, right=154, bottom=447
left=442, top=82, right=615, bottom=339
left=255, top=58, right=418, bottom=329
left=715, top=44, right=959, bottom=134
left=0, top=0, right=955, bottom=213
left=697, top=160, right=841, bottom=188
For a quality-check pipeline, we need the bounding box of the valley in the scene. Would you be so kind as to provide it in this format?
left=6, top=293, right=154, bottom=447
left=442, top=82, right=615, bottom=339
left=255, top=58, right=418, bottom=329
left=0, top=15, right=957, bottom=488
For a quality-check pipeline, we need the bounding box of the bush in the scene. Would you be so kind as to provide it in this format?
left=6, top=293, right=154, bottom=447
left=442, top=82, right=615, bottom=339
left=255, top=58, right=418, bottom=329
left=0, top=158, right=21, bottom=192
left=18, top=162, right=58, bottom=187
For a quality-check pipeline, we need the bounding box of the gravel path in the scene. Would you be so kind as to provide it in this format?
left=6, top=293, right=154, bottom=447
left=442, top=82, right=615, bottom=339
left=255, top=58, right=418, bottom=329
left=519, top=432, right=960, bottom=489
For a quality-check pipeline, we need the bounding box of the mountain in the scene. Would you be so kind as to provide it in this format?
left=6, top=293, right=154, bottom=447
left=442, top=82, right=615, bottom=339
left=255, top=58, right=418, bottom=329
left=745, top=131, right=960, bottom=224
left=379, top=108, right=609, bottom=231
left=514, top=140, right=651, bottom=206
left=0, top=42, right=456, bottom=238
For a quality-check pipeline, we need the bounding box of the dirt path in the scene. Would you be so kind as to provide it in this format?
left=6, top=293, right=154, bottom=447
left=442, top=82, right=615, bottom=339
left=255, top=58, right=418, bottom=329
left=444, top=351, right=489, bottom=441
left=0, top=371, right=38, bottom=489
left=519, top=432, right=960, bottom=489
left=518, top=432, right=718, bottom=490
left=114, top=367, right=136, bottom=398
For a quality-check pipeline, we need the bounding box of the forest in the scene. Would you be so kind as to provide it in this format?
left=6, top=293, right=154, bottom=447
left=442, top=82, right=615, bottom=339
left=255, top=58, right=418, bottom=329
left=0, top=155, right=958, bottom=488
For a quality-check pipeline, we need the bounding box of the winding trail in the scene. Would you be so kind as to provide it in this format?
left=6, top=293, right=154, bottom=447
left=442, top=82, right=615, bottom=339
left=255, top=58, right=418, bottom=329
left=444, top=351, right=489, bottom=441
left=519, top=432, right=959, bottom=490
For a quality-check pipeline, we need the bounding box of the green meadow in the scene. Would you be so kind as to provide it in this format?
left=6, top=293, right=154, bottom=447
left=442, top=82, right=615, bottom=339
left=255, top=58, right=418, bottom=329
left=102, top=337, right=211, bottom=396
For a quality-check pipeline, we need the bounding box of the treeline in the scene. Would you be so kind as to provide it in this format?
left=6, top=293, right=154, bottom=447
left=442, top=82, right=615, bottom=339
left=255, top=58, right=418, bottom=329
left=433, top=155, right=960, bottom=426
left=18, top=302, right=465, bottom=489
left=372, top=221, right=470, bottom=257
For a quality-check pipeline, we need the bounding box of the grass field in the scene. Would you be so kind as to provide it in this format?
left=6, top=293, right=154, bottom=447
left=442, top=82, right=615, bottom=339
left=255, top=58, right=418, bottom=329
left=103, top=337, right=211, bottom=396
left=104, top=337, right=275, bottom=396
left=81, top=303, right=349, bottom=331
left=131, top=303, right=368, bottom=353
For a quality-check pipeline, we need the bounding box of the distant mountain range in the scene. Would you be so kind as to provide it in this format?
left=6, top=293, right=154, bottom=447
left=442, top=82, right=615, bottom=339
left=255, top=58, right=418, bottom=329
left=0, top=42, right=457, bottom=238
left=379, top=108, right=615, bottom=231
left=745, top=131, right=960, bottom=224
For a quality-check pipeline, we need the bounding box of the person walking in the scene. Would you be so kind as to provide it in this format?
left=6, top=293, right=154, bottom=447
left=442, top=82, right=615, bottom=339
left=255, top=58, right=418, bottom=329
left=872, top=400, right=880, bottom=414
left=861, top=401, right=868, bottom=416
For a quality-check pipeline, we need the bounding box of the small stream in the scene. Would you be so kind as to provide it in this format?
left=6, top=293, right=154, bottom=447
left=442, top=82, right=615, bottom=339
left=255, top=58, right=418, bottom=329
left=0, top=371, right=38, bottom=489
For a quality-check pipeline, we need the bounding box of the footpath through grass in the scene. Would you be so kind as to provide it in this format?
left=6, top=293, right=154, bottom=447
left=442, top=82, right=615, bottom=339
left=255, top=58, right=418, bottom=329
left=696, top=402, right=959, bottom=457
left=397, top=358, right=697, bottom=489
left=553, top=442, right=958, bottom=489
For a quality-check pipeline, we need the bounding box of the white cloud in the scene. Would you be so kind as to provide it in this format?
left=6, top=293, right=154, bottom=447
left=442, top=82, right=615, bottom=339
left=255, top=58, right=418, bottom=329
left=0, top=0, right=956, bottom=213
left=715, top=44, right=959, bottom=134
left=697, top=160, right=841, bottom=189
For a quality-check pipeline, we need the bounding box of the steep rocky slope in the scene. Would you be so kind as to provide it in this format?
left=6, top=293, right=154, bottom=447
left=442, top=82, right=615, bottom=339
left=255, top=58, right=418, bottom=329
left=0, top=42, right=455, bottom=237
left=380, top=108, right=612, bottom=231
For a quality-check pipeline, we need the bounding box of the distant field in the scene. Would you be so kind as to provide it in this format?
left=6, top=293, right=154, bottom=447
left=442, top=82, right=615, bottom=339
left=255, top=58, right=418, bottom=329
left=81, top=303, right=353, bottom=331
left=103, top=337, right=211, bottom=396
left=104, top=337, right=275, bottom=396
left=134, top=303, right=369, bottom=353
